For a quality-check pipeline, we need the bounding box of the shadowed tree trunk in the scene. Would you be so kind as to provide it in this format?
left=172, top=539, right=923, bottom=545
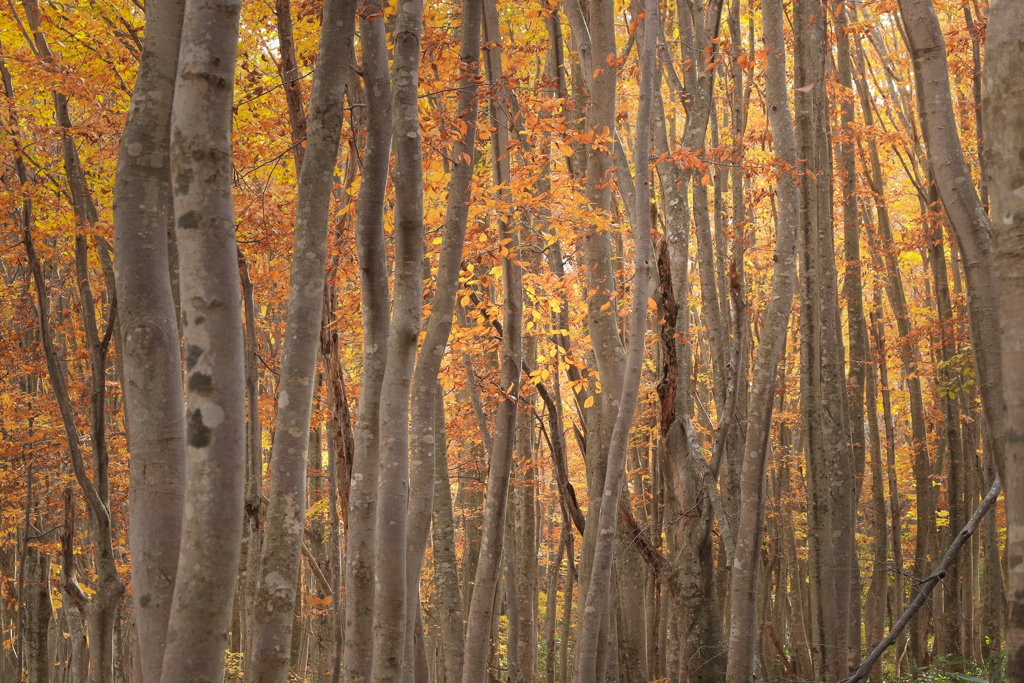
left=13, top=7, right=126, bottom=674
left=573, top=0, right=654, bottom=676
left=343, top=0, right=392, bottom=676
left=460, top=0, right=524, bottom=675
left=370, top=0, right=425, bottom=672
left=898, top=0, right=1005, bottom=499
left=982, top=1, right=1024, bottom=675
left=404, top=0, right=481, bottom=673
left=111, top=0, right=187, bottom=675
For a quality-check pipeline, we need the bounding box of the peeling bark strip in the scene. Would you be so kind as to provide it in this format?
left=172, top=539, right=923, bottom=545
left=161, top=0, right=246, bottom=679
left=111, top=0, right=187, bottom=675
left=252, top=0, right=355, bottom=677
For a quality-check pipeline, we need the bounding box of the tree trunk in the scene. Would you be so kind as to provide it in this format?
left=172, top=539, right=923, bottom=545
left=982, top=1, right=1024, bottom=674
left=724, top=0, right=800, bottom=674
left=865, top=355, right=887, bottom=683
left=111, top=0, right=187, bottom=674
left=368, top=0, right=425, bottom=672
left=899, top=0, right=1005, bottom=494
left=23, top=538, right=52, bottom=683
left=573, top=0, right=654, bottom=676
left=161, top=0, right=246, bottom=676
left=404, top=0, right=481, bottom=672
left=835, top=1, right=867, bottom=668
left=460, top=1, right=524, bottom=675
left=432, top=386, right=466, bottom=683
left=252, top=0, right=355, bottom=677
left=343, top=0, right=392, bottom=676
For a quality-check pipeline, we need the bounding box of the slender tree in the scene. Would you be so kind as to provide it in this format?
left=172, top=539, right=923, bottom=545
left=724, top=0, right=800, bottom=675
left=111, top=0, right=187, bottom=675
left=343, top=0, right=392, bottom=676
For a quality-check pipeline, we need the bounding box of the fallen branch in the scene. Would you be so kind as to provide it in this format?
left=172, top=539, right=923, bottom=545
left=845, top=476, right=1001, bottom=683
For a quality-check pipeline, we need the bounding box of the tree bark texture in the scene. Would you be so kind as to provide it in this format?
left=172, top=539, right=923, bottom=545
left=982, top=0, right=1024, bottom=674
left=573, top=0, right=654, bottom=676
left=162, top=0, right=246, bottom=677
left=343, top=0, right=392, bottom=677
left=460, top=0, right=524, bottom=676
left=404, top=0, right=481, bottom=672
left=898, top=0, right=1005, bottom=490
left=252, top=0, right=355, bottom=677
left=371, top=0, right=425, bottom=672
left=724, top=0, right=800, bottom=676
left=112, top=0, right=187, bottom=675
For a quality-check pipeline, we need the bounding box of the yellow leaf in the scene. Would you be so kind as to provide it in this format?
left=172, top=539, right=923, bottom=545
left=584, top=396, right=595, bottom=409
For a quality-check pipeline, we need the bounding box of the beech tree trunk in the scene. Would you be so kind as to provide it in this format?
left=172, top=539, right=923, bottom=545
left=15, top=6, right=127, bottom=677
left=723, top=0, right=800, bottom=675
left=982, top=1, right=1024, bottom=674
left=460, top=0, right=524, bottom=675
left=251, top=0, right=354, bottom=677
left=161, top=0, right=246, bottom=677
left=897, top=0, right=1004, bottom=490
left=343, top=0, right=392, bottom=676
left=22, top=536, right=51, bottom=683
left=432, top=387, right=466, bottom=683
left=370, top=0, right=425, bottom=673
left=404, top=0, right=481, bottom=672
left=111, top=0, right=187, bottom=675
left=573, top=0, right=654, bottom=676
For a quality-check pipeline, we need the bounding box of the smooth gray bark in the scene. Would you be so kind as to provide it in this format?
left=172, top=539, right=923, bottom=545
left=403, top=0, right=481, bottom=673
left=898, top=0, right=1005, bottom=491
left=431, top=387, right=466, bottom=683
left=161, top=0, right=246, bottom=677
left=573, top=0, right=654, bottom=676
left=251, top=0, right=355, bottom=677
left=460, top=1, right=524, bottom=675
left=14, top=8, right=126, bottom=676
left=723, top=0, right=800, bottom=675
left=982, top=0, right=1024, bottom=673
left=370, top=0, right=425, bottom=673
left=111, top=0, right=187, bottom=675
left=343, top=0, right=392, bottom=677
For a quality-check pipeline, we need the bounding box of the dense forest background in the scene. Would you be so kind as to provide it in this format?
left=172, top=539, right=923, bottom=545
left=1, top=0, right=1022, bottom=680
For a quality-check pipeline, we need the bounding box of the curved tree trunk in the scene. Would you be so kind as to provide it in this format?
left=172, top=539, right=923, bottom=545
left=460, top=1, right=524, bottom=676
left=573, top=0, right=654, bottom=676
left=342, top=0, right=392, bottom=677
left=111, top=0, right=187, bottom=675
left=897, top=0, right=1004, bottom=488
left=251, top=0, right=355, bottom=677
left=403, top=0, right=481, bottom=674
